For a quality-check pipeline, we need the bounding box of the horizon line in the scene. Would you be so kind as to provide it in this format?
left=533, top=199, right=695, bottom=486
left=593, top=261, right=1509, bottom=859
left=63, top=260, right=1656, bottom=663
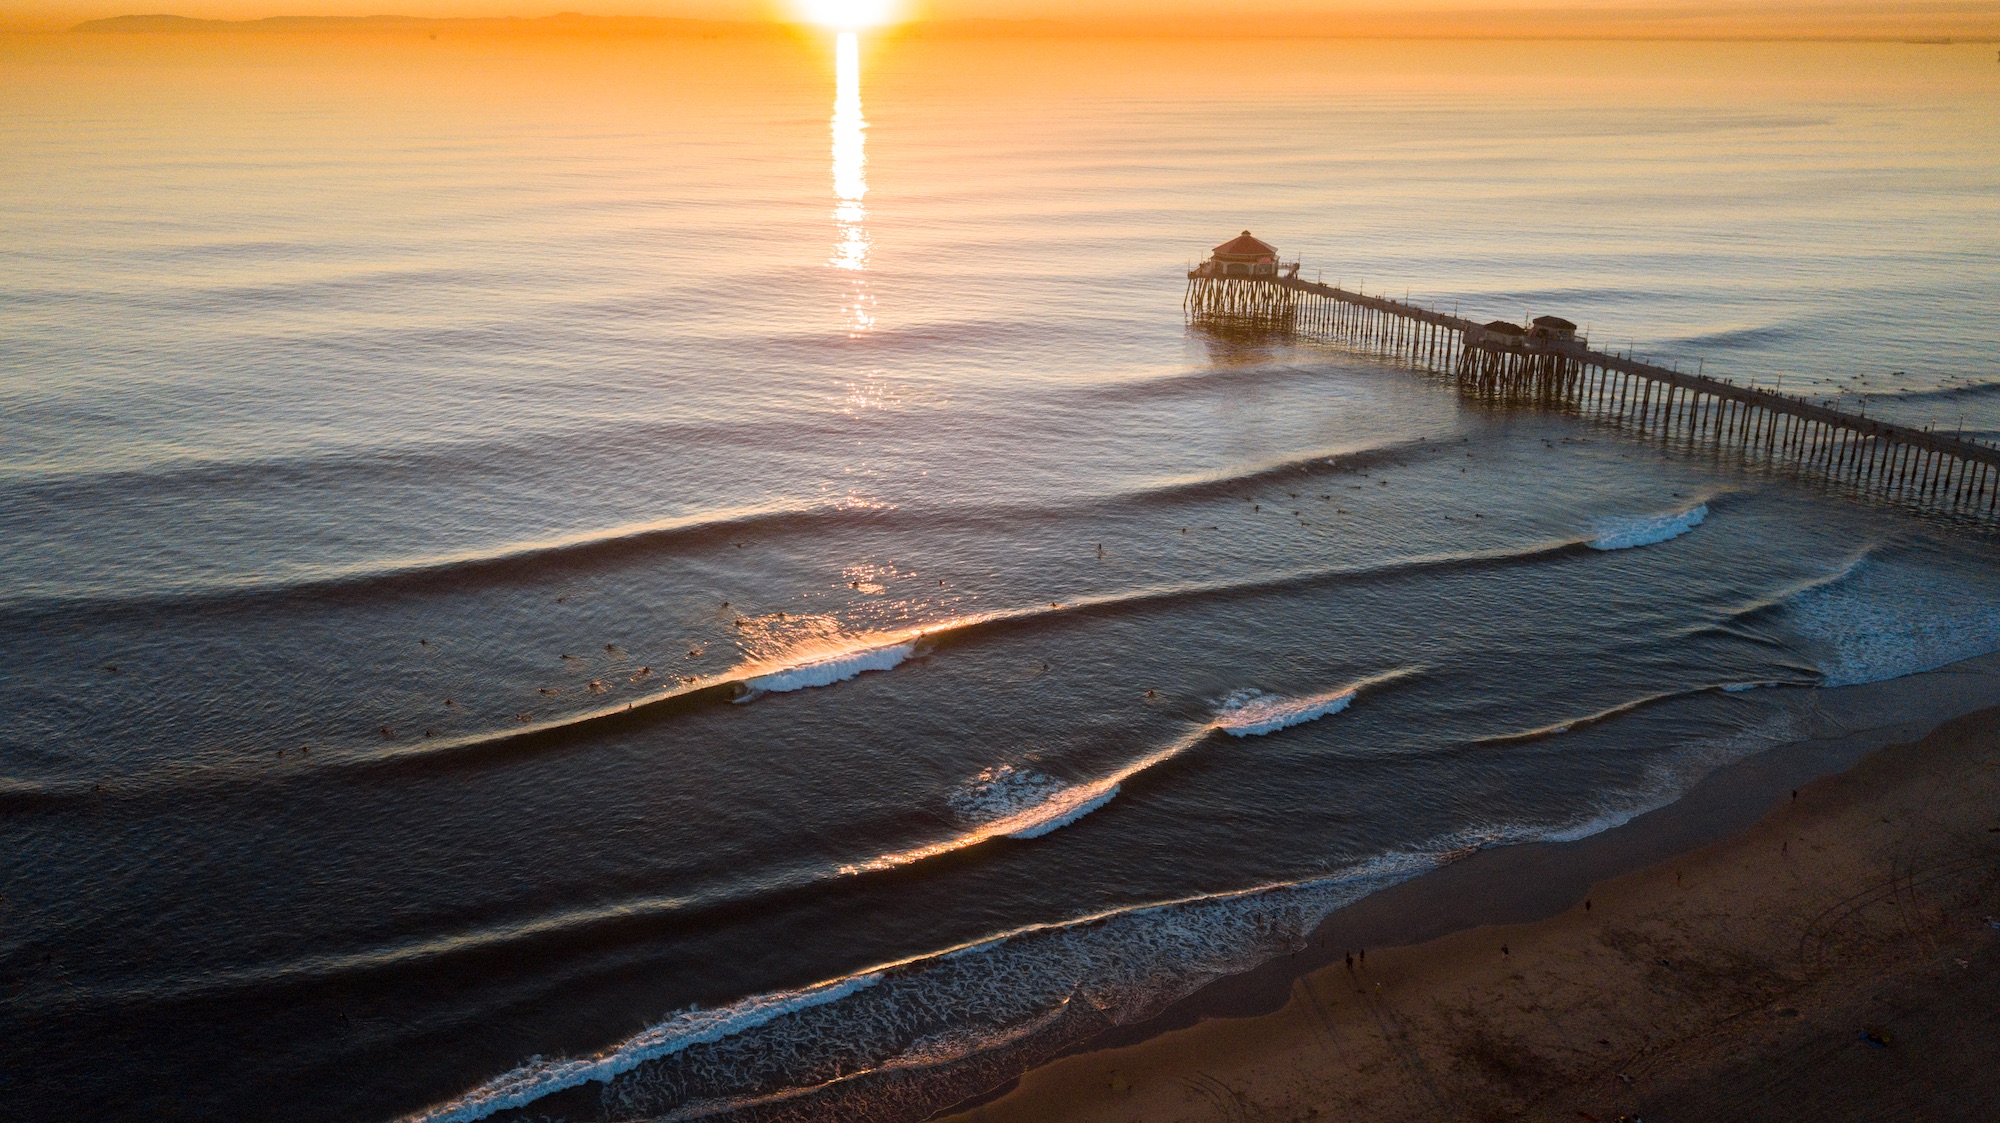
left=50, top=10, right=2000, bottom=41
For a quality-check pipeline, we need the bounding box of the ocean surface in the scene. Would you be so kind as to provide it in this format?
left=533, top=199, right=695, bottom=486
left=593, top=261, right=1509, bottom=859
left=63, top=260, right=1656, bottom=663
left=3, top=29, right=1999, bottom=1122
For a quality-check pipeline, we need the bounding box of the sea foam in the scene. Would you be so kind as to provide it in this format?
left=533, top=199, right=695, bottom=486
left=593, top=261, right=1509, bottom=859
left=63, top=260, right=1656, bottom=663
left=1212, top=686, right=1357, bottom=737
left=1782, top=557, right=2000, bottom=687
left=949, top=765, right=1123, bottom=840
left=1211, top=668, right=1415, bottom=738
left=400, top=973, right=884, bottom=1123
left=1587, top=503, right=1707, bottom=551
left=740, top=641, right=915, bottom=697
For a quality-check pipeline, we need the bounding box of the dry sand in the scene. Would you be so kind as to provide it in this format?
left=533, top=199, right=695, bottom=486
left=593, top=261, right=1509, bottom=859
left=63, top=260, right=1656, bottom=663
left=940, top=706, right=2000, bottom=1123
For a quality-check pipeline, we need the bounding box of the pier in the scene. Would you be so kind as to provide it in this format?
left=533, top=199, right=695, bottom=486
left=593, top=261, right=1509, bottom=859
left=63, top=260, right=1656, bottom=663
left=1185, top=233, right=2000, bottom=525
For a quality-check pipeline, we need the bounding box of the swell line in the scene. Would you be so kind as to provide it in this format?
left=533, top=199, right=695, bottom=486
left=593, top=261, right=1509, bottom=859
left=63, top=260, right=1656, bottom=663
left=1125, top=434, right=1449, bottom=509
left=1, top=501, right=841, bottom=618
left=847, top=667, right=1418, bottom=874
left=1470, top=677, right=1817, bottom=748
left=335, top=542, right=1573, bottom=777
left=12, top=537, right=1601, bottom=802
left=840, top=728, right=1210, bottom=875
left=6, top=438, right=1453, bottom=619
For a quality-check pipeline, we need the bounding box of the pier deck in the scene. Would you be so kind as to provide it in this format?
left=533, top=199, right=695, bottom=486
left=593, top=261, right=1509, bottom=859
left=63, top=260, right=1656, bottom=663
left=1186, top=271, right=2000, bottom=523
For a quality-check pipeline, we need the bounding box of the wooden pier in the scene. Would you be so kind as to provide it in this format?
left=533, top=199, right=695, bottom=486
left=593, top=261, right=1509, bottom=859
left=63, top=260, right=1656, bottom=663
left=1186, top=263, right=2000, bottom=525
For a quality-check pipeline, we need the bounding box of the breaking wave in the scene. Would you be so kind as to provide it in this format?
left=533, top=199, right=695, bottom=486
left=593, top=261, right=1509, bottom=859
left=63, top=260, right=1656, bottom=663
left=1213, top=668, right=1418, bottom=737
left=852, top=669, right=1416, bottom=874
left=738, top=641, right=915, bottom=698
left=1780, top=553, right=2000, bottom=687
left=400, top=974, right=885, bottom=1123
left=849, top=728, right=1211, bottom=873
left=1587, top=503, right=1707, bottom=551
left=948, top=765, right=1124, bottom=841
left=399, top=849, right=1431, bottom=1123
left=1214, top=687, right=1355, bottom=736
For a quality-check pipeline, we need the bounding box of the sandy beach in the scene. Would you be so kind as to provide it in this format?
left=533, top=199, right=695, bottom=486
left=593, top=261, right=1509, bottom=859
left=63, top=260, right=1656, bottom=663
left=941, top=702, right=2000, bottom=1123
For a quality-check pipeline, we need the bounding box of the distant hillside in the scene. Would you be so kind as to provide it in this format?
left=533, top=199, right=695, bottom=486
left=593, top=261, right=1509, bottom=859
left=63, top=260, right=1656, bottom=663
left=71, top=12, right=773, bottom=34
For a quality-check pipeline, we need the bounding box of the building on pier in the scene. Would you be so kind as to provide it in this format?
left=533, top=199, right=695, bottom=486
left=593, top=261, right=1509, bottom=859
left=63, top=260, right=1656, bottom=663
left=1196, top=231, right=1297, bottom=278
left=1468, top=320, right=1526, bottom=347
left=1529, top=315, right=1579, bottom=346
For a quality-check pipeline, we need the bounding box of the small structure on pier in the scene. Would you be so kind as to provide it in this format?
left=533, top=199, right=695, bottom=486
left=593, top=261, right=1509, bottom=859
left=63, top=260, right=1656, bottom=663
left=1198, top=231, right=1296, bottom=278
left=1469, top=320, right=1526, bottom=347
left=1530, top=315, right=1578, bottom=346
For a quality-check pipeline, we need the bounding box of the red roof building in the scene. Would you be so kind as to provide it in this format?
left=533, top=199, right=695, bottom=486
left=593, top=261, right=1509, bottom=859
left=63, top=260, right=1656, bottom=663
left=1202, top=231, right=1285, bottom=277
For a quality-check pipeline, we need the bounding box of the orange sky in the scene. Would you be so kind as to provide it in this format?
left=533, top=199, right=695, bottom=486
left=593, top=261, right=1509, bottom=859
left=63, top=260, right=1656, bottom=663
left=8, top=0, right=1999, bottom=37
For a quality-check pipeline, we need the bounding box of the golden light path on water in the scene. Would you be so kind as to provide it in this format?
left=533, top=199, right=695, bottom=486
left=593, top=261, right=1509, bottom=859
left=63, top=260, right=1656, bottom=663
left=831, top=30, right=874, bottom=335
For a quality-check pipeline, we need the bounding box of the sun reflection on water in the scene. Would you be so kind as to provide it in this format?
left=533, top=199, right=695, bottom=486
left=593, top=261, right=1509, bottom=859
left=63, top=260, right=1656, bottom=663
left=830, top=30, right=874, bottom=335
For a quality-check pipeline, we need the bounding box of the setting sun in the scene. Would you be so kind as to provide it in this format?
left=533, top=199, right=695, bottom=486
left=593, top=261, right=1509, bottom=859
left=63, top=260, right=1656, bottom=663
left=794, top=0, right=899, bottom=28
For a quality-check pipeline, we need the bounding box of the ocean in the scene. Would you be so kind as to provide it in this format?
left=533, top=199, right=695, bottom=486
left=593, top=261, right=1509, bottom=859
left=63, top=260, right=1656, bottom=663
left=2, top=28, right=1999, bottom=1122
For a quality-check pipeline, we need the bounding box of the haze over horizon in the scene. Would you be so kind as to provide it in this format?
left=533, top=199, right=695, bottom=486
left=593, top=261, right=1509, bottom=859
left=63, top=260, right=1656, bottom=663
left=14, top=0, right=2000, bottom=36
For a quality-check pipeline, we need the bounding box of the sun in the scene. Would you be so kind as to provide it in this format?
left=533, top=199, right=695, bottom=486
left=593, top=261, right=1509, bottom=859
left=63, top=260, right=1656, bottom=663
left=794, top=0, right=899, bottom=28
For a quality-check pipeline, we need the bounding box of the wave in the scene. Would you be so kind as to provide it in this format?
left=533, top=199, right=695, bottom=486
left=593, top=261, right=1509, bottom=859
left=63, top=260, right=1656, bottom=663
left=9, top=432, right=1447, bottom=619
left=22, top=529, right=1623, bottom=799
left=1678, top=543, right=2000, bottom=692
left=1127, top=436, right=1446, bottom=510
left=345, top=631, right=943, bottom=771
left=946, top=764, right=1124, bottom=842
left=333, top=546, right=1573, bottom=777
left=3, top=500, right=859, bottom=618
left=1860, top=380, right=2000, bottom=406
left=1780, top=553, right=2000, bottom=688
left=1213, top=668, right=1418, bottom=738
left=1075, top=361, right=1332, bottom=406
left=1587, top=503, right=1707, bottom=551
left=738, top=641, right=916, bottom=698
left=1473, top=689, right=1703, bottom=746
left=1678, top=546, right=1879, bottom=643
left=856, top=669, right=1414, bottom=873
left=0, top=776, right=62, bottom=813
left=400, top=973, right=885, bottom=1123
left=847, top=729, right=1208, bottom=874
left=1661, top=324, right=1796, bottom=350
left=1215, top=687, right=1354, bottom=737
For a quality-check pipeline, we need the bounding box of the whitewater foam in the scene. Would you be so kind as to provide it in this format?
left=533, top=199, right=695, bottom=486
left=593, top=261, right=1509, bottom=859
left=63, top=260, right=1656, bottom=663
left=1587, top=503, right=1707, bottom=551
left=461, top=855, right=1441, bottom=1123
left=739, top=641, right=916, bottom=698
left=1212, top=668, right=1417, bottom=738
left=1782, top=555, right=2000, bottom=687
left=1213, top=686, right=1356, bottom=737
left=852, top=731, right=1213, bottom=872
left=862, top=671, right=1421, bottom=873
left=399, top=973, right=884, bottom=1123
left=948, top=765, right=1124, bottom=840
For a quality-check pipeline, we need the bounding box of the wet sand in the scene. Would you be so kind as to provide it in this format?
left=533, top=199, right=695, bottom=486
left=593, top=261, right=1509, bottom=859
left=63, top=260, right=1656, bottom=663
left=940, top=701, right=2000, bottom=1123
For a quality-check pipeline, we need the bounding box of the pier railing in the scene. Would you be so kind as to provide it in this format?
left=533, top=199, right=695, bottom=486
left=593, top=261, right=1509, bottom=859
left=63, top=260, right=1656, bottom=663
left=1185, top=271, right=2000, bottom=524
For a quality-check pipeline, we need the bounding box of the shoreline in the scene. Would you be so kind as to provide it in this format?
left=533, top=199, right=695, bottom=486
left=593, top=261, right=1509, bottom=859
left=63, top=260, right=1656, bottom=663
left=936, top=654, right=2000, bottom=1121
